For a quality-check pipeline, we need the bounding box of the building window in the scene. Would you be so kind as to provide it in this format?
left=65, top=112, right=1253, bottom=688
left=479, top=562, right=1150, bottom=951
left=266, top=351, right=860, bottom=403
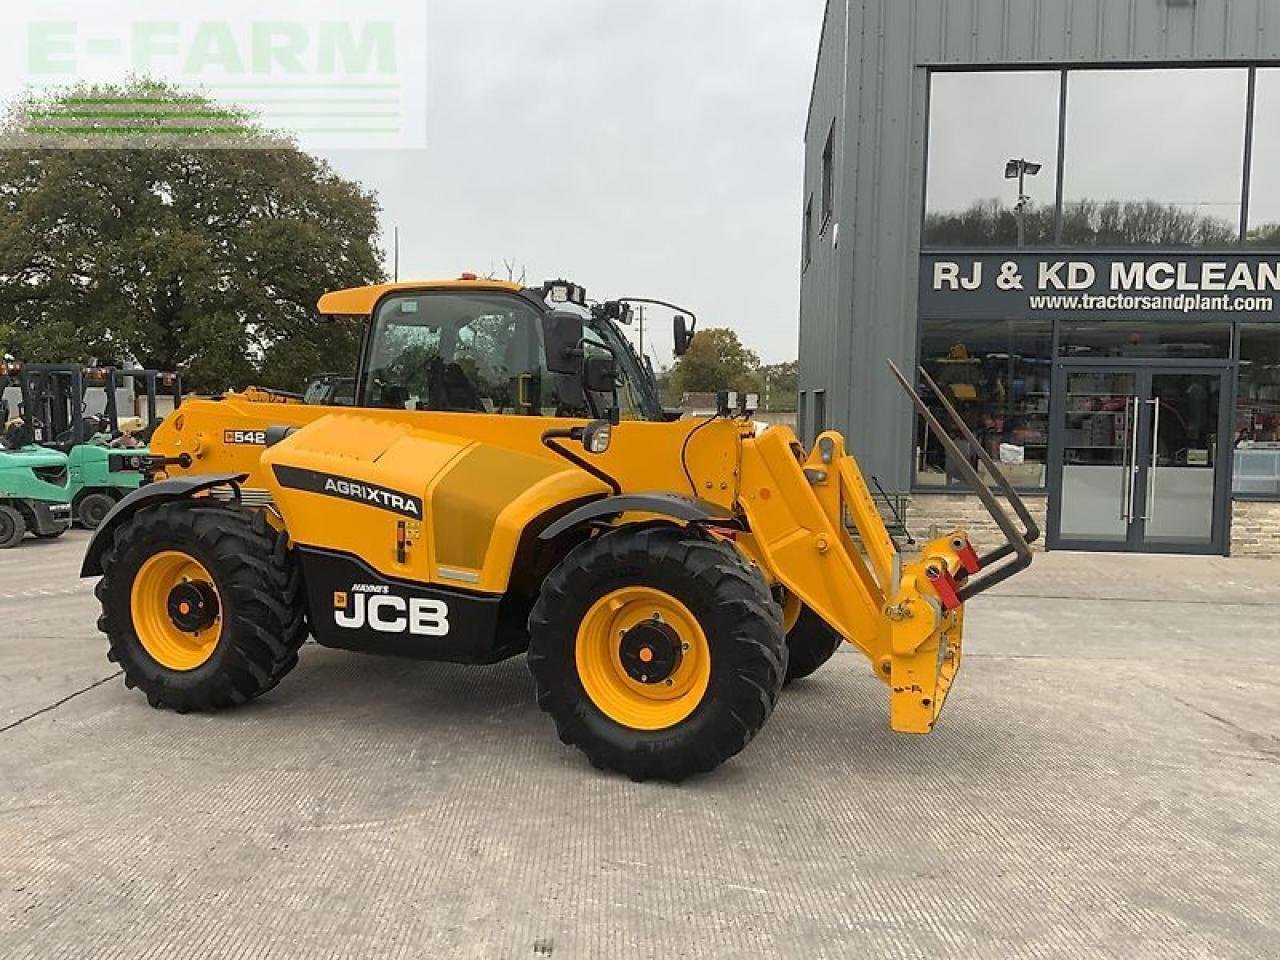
left=803, top=196, right=814, bottom=270
left=1057, top=320, right=1231, bottom=360
left=915, top=319, right=1053, bottom=490
left=923, top=70, right=1061, bottom=247
left=1235, top=324, right=1280, bottom=497
left=1061, top=68, right=1248, bottom=247
left=820, top=122, right=835, bottom=232
left=798, top=390, right=808, bottom=443
left=1248, top=70, right=1280, bottom=246
left=813, top=389, right=827, bottom=437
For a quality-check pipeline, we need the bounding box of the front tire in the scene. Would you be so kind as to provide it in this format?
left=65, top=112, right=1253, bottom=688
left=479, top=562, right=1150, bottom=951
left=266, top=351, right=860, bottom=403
left=528, top=526, right=786, bottom=781
left=0, top=505, right=26, bottom=548
left=96, top=500, right=308, bottom=712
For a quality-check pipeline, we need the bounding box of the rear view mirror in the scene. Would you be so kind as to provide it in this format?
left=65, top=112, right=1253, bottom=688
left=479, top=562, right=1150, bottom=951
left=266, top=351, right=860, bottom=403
left=674, top=314, right=696, bottom=357
left=544, top=311, right=585, bottom=375
left=583, top=354, right=617, bottom=393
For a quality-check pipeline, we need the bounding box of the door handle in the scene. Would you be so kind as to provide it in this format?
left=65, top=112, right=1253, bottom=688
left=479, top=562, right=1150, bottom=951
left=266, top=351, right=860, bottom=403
left=1120, top=395, right=1134, bottom=521
left=1143, top=399, right=1161, bottom=522
left=1124, top=396, right=1141, bottom=523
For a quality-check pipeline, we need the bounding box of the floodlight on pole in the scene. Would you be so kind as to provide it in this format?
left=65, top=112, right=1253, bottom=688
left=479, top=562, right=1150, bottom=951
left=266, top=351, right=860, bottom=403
left=1005, top=158, right=1042, bottom=246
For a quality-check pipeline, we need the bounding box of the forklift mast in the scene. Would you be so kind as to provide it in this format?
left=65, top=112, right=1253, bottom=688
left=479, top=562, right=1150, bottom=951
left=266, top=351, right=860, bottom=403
left=13, top=365, right=183, bottom=446
left=117, top=369, right=184, bottom=428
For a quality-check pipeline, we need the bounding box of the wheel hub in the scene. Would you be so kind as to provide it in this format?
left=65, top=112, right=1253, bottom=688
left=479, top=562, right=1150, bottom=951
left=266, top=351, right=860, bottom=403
left=575, top=586, right=712, bottom=731
left=619, top=619, right=683, bottom=684
left=166, top=581, right=219, bottom=633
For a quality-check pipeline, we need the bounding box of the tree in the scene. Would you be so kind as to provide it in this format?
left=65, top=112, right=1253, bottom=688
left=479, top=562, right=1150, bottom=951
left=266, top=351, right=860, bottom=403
left=670, top=327, right=762, bottom=397
left=0, top=80, right=385, bottom=392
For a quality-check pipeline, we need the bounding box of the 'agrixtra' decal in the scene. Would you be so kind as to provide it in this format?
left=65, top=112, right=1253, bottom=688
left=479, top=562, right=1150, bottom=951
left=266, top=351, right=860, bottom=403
left=272, top=465, right=423, bottom=518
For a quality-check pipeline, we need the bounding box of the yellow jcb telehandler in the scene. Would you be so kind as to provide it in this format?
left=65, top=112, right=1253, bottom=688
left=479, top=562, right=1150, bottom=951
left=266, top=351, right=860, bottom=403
left=82, top=278, right=1037, bottom=780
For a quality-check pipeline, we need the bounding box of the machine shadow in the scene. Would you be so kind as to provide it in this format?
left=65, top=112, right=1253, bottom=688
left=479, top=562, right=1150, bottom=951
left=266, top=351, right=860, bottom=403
left=230, top=645, right=1016, bottom=785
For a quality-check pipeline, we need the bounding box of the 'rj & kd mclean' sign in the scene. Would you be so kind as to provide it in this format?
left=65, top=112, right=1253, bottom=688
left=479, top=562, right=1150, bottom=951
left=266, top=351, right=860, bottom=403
left=920, top=253, right=1280, bottom=322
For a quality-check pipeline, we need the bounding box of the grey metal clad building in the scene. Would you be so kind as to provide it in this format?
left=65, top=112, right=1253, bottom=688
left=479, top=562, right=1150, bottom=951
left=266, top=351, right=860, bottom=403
left=800, top=0, right=1280, bottom=557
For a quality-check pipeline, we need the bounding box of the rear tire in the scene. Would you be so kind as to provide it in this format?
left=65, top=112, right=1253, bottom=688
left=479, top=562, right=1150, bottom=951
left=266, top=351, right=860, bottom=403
left=77, top=491, right=117, bottom=530
left=528, top=525, right=786, bottom=782
left=784, top=606, right=845, bottom=684
left=0, top=505, right=26, bottom=548
left=96, top=500, right=308, bottom=712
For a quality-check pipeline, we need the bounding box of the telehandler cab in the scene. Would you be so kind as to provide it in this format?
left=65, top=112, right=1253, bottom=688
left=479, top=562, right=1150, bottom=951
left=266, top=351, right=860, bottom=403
left=82, top=277, right=1037, bottom=780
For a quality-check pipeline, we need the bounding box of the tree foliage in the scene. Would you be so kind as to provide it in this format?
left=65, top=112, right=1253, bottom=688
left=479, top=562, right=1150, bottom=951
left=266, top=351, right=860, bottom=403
left=670, top=327, right=763, bottom=398
left=0, top=80, right=384, bottom=392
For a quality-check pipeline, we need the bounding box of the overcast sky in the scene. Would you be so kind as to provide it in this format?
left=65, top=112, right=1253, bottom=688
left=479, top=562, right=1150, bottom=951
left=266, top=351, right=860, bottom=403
left=321, top=0, right=827, bottom=366
left=3, top=0, right=828, bottom=367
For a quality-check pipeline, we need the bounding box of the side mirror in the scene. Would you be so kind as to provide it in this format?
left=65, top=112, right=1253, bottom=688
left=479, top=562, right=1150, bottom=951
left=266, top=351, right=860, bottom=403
left=674, top=314, right=696, bottom=357
left=543, top=311, right=585, bottom=375
left=583, top=353, right=617, bottom=393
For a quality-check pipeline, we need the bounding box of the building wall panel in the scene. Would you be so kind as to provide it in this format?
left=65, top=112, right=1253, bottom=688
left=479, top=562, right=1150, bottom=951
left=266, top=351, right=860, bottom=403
left=907, top=0, right=1280, bottom=64
left=1131, top=1, right=1166, bottom=59
left=1098, top=0, right=1137, bottom=61
left=798, top=0, right=850, bottom=432
left=1005, top=1, right=1041, bottom=62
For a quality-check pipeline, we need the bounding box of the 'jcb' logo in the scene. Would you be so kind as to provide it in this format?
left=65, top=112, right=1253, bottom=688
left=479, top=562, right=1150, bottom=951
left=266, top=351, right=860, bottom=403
left=333, top=590, right=449, bottom=636
left=224, top=430, right=268, bottom=446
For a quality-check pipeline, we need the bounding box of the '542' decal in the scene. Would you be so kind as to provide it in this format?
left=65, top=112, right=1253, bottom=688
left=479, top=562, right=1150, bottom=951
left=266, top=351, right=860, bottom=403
left=224, top=429, right=268, bottom=446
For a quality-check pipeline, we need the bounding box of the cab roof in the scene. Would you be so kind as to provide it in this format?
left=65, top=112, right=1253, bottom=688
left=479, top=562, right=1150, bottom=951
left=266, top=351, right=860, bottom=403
left=317, top=279, right=525, bottom=317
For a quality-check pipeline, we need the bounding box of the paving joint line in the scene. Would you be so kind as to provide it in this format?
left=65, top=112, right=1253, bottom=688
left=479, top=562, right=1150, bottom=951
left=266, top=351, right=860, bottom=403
left=0, top=672, right=122, bottom=735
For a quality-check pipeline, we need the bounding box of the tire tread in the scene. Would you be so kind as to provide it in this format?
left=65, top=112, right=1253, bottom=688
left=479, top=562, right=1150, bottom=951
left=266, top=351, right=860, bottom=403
left=96, top=500, right=308, bottom=712
left=528, top=525, right=786, bottom=781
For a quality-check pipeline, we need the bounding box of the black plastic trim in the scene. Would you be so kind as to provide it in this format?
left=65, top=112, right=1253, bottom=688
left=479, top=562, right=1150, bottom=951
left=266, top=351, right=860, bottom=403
left=296, top=546, right=514, bottom=664
left=538, top=493, right=732, bottom=541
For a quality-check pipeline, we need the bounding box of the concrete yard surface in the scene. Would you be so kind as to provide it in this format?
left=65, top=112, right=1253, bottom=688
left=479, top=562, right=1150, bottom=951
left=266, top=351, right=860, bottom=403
left=2, top=531, right=1279, bottom=958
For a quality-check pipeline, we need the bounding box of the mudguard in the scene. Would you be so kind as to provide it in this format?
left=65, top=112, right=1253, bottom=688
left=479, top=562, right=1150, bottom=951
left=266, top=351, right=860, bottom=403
left=537, top=492, right=732, bottom=541
left=80, top=473, right=247, bottom=577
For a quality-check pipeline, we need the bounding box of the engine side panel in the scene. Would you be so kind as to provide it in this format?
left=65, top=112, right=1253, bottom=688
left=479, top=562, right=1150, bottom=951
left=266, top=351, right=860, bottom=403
left=259, top=411, right=612, bottom=594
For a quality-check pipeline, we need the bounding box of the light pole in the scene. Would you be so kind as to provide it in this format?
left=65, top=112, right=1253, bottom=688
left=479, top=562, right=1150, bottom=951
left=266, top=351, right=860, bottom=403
left=1004, top=158, right=1042, bottom=247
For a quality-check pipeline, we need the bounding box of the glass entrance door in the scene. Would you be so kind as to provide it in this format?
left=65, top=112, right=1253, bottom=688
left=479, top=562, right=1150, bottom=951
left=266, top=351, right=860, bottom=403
left=1049, top=366, right=1229, bottom=554
left=1142, top=372, right=1222, bottom=549
left=1054, top=370, right=1140, bottom=546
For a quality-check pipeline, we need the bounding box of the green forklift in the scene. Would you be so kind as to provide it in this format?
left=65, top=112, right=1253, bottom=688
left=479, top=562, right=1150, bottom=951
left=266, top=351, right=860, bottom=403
left=15, top=364, right=182, bottom=529
left=0, top=364, right=73, bottom=547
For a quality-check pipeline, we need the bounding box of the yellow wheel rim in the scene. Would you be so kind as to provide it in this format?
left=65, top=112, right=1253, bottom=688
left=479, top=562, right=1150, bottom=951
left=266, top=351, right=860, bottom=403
left=575, top=586, right=712, bottom=731
left=129, top=550, right=223, bottom=671
left=781, top=591, right=802, bottom=635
